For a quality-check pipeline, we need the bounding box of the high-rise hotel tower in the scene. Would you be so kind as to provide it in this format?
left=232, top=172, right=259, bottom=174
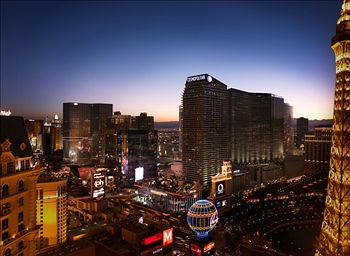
left=316, top=1, right=350, bottom=255
left=182, top=74, right=229, bottom=190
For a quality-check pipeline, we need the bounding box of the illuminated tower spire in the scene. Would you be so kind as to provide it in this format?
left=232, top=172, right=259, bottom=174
left=316, top=1, right=350, bottom=255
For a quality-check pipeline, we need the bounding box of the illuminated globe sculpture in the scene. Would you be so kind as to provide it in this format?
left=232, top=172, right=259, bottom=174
left=187, top=200, right=218, bottom=239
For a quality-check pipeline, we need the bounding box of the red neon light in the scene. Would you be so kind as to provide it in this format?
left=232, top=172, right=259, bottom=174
left=191, top=243, right=202, bottom=256
left=203, top=241, right=215, bottom=253
left=142, top=232, right=162, bottom=246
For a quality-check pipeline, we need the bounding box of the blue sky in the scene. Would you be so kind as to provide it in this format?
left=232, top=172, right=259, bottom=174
left=1, top=1, right=341, bottom=121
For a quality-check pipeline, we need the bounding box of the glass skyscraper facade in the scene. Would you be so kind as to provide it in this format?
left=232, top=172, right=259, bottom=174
left=62, top=102, right=113, bottom=165
left=110, top=112, right=157, bottom=183
left=182, top=74, right=289, bottom=190
left=229, top=89, right=285, bottom=164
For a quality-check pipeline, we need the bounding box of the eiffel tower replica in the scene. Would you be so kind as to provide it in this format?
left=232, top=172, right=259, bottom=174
left=316, top=1, right=350, bottom=255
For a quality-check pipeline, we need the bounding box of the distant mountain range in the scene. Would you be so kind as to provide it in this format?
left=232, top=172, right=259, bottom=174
left=155, top=121, right=179, bottom=129
left=308, top=119, right=333, bottom=129
left=291, top=119, right=333, bottom=130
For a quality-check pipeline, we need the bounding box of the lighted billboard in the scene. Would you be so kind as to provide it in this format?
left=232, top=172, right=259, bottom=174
left=91, top=171, right=105, bottom=198
left=140, top=228, right=173, bottom=256
left=135, top=166, right=144, bottom=182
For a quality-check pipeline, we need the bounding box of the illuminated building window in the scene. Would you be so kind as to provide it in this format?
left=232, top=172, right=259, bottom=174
left=18, top=223, right=24, bottom=232
left=18, top=240, right=24, bottom=251
left=2, top=218, right=9, bottom=230
left=7, top=162, right=14, bottom=174
left=18, top=212, right=24, bottom=222
left=1, top=202, right=10, bottom=215
left=20, top=160, right=25, bottom=171
left=38, top=190, right=43, bottom=200
left=4, top=248, right=11, bottom=256
left=18, top=197, right=24, bottom=206
left=25, top=159, right=30, bottom=169
left=2, top=184, right=9, bottom=197
left=2, top=231, right=9, bottom=240
left=18, top=180, right=24, bottom=192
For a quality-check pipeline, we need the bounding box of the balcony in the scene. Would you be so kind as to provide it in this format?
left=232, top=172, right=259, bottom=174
left=0, top=208, right=11, bottom=217
left=0, top=189, right=28, bottom=200
left=0, top=229, right=29, bottom=246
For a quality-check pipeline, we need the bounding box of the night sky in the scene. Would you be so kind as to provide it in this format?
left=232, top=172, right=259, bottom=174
left=1, top=1, right=342, bottom=121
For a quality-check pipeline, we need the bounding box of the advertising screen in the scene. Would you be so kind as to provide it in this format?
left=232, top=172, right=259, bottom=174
left=135, top=166, right=144, bottom=182
left=91, top=171, right=105, bottom=198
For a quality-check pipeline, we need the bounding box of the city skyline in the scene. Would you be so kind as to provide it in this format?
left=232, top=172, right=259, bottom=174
left=1, top=1, right=341, bottom=121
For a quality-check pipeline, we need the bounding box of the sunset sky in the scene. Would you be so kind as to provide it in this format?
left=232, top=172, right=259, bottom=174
left=1, top=1, right=341, bottom=121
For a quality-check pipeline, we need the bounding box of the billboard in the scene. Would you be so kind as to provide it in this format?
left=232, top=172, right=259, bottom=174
left=142, top=232, right=163, bottom=247
left=135, top=166, right=144, bottom=182
left=216, top=182, right=225, bottom=195
left=91, top=171, right=105, bottom=198
left=140, top=228, right=174, bottom=255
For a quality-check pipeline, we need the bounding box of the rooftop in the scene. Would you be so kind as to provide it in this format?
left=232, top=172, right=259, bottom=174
left=0, top=116, right=33, bottom=158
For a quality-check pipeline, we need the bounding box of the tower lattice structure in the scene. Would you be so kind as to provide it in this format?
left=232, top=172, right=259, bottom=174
left=316, top=1, right=350, bottom=255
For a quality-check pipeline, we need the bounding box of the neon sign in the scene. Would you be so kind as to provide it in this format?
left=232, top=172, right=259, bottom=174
left=142, top=233, right=162, bottom=246
left=203, top=241, right=215, bottom=253
left=186, top=75, right=206, bottom=83
left=162, top=228, right=173, bottom=246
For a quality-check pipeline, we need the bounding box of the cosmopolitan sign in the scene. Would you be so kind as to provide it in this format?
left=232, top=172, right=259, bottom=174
left=186, top=75, right=206, bottom=83
left=186, top=75, right=212, bottom=83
